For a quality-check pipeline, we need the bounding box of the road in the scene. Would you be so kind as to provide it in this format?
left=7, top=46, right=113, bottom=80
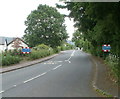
left=1, top=50, right=100, bottom=97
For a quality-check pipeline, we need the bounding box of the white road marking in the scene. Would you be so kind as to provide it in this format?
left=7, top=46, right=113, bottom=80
left=65, top=50, right=75, bottom=63
left=52, top=65, right=62, bottom=70
left=13, top=85, right=17, bottom=87
left=1, top=63, right=63, bottom=94
left=68, top=61, right=71, bottom=63
left=23, top=72, right=47, bottom=83
left=0, top=90, right=4, bottom=94
left=57, top=61, right=63, bottom=62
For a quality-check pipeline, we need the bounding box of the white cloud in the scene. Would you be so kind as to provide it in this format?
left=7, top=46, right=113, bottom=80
left=0, top=0, right=75, bottom=40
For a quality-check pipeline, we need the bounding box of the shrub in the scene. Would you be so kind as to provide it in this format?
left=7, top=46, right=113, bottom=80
left=60, top=45, right=66, bottom=51
left=2, top=54, right=21, bottom=66
left=105, top=54, right=119, bottom=82
left=35, top=44, right=49, bottom=50
left=28, top=49, right=50, bottom=60
left=53, top=47, right=61, bottom=53
left=49, top=48, right=54, bottom=55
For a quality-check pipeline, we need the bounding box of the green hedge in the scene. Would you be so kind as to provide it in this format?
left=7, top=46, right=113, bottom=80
left=2, top=54, right=21, bottom=66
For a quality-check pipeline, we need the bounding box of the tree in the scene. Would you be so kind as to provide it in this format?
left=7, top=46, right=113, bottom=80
left=57, top=2, right=120, bottom=57
left=23, top=4, right=68, bottom=48
left=57, top=2, right=120, bottom=81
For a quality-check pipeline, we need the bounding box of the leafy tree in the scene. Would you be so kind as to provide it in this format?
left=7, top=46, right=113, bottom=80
left=23, top=4, right=68, bottom=48
left=57, top=2, right=120, bottom=81
left=57, top=2, right=120, bottom=57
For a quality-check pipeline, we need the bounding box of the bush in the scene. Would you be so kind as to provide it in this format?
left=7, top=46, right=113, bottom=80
left=28, top=49, right=50, bottom=60
left=29, top=44, right=55, bottom=60
left=49, top=48, right=54, bottom=55
left=60, top=45, right=66, bottom=51
left=2, top=54, right=21, bottom=66
left=35, top=44, right=49, bottom=50
left=53, top=47, right=61, bottom=53
left=105, top=54, right=119, bottom=82
left=1, top=44, right=56, bottom=66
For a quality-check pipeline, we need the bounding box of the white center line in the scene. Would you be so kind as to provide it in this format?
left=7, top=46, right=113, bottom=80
left=65, top=50, right=75, bottom=62
left=52, top=65, right=62, bottom=70
left=13, top=85, right=17, bottom=87
left=23, top=72, right=47, bottom=83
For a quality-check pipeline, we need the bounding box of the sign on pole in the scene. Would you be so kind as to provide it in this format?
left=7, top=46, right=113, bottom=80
left=22, top=47, right=31, bottom=54
left=102, top=44, right=111, bottom=52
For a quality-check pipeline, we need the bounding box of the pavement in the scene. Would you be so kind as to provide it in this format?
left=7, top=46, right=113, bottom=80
left=0, top=50, right=118, bottom=97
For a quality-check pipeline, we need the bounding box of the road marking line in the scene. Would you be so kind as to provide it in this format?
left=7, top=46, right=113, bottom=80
left=0, top=90, right=4, bottom=94
left=65, top=50, right=75, bottom=63
left=57, top=61, right=63, bottom=62
left=71, top=50, right=75, bottom=56
left=23, top=72, right=47, bottom=83
left=52, top=65, right=62, bottom=70
left=13, top=85, right=17, bottom=87
left=68, top=61, right=71, bottom=63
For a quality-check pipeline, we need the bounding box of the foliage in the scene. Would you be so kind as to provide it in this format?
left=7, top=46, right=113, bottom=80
left=65, top=43, right=75, bottom=50
left=2, top=54, right=21, bottom=66
left=23, top=4, right=68, bottom=48
left=34, top=44, right=50, bottom=50
left=105, top=54, right=119, bottom=84
left=28, top=49, right=50, bottom=60
left=2, top=44, right=55, bottom=66
left=57, top=2, right=120, bottom=80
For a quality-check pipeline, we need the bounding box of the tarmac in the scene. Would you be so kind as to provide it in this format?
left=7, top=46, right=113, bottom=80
left=0, top=51, right=119, bottom=97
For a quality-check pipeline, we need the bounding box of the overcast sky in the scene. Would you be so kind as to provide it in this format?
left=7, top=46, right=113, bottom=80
left=0, top=0, right=75, bottom=40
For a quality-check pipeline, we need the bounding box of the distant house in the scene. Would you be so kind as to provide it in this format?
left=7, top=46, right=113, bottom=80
left=0, top=37, right=28, bottom=52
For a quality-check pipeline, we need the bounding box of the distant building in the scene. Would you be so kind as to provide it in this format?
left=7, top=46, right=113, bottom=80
left=0, top=37, right=28, bottom=52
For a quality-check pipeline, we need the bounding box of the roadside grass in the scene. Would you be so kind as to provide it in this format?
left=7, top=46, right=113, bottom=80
left=104, top=54, right=119, bottom=84
left=95, top=88, right=113, bottom=97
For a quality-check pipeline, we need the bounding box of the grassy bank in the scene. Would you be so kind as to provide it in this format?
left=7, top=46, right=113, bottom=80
left=104, top=54, right=119, bottom=84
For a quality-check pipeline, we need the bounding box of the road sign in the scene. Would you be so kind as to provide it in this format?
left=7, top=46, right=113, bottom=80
left=102, top=44, right=111, bottom=52
left=22, top=47, right=31, bottom=54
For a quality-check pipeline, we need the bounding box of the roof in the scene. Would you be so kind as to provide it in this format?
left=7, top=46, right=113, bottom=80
left=7, top=37, right=28, bottom=46
left=0, top=37, right=28, bottom=45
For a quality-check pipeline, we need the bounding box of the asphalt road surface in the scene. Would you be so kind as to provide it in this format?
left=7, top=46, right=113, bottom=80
left=1, top=50, right=100, bottom=97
